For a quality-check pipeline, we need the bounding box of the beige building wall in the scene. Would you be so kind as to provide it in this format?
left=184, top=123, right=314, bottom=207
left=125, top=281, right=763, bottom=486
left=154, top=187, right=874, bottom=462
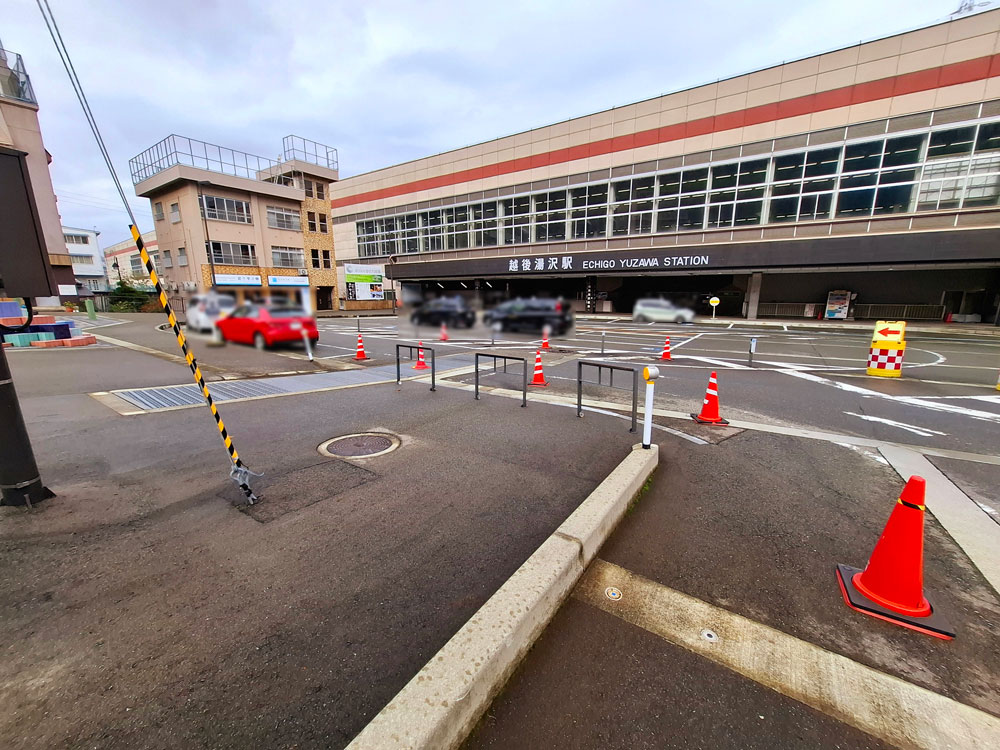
left=329, top=7, right=1000, bottom=235
left=0, top=93, right=66, bottom=271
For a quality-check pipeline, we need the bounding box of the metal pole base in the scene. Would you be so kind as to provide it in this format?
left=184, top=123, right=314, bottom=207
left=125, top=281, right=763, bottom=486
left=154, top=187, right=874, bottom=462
left=1, top=481, right=55, bottom=507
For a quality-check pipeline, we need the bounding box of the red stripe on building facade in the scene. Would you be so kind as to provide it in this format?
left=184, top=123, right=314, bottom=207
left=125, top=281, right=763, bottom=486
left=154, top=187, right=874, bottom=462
left=331, top=52, right=1000, bottom=210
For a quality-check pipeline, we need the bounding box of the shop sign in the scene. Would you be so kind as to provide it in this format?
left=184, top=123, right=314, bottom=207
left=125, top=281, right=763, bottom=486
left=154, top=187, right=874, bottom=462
left=214, top=273, right=262, bottom=286
left=267, top=275, right=309, bottom=287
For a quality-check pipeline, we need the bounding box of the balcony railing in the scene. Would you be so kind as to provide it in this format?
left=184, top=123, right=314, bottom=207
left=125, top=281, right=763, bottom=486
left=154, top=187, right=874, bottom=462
left=130, top=134, right=339, bottom=186
left=0, top=49, right=36, bottom=104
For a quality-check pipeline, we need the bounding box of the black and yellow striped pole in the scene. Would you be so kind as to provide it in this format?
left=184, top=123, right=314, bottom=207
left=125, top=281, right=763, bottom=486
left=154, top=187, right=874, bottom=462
left=130, top=226, right=260, bottom=504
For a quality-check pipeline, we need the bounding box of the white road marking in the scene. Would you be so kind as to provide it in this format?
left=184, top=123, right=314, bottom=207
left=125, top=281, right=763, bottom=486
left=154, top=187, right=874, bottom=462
left=780, top=369, right=1000, bottom=423
left=668, top=332, right=703, bottom=349
left=844, top=412, right=948, bottom=437
left=674, top=355, right=751, bottom=370
left=578, top=560, right=1000, bottom=749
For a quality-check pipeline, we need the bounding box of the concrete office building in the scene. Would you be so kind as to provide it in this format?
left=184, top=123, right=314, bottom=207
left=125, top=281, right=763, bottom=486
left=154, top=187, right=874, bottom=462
left=129, top=135, right=340, bottom=309
left=1, top=44, right=75, bottom=306
left=330, top=10, right=1000, bottom=323
left=62, top=226, right=109, bottom=293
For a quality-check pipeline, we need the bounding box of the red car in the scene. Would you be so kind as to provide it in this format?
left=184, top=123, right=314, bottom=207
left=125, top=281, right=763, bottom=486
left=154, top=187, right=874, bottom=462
left=215, top=303, right=318, bottom=350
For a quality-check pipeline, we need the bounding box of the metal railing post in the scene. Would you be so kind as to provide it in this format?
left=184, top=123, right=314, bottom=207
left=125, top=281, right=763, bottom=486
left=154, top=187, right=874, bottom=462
left=474, top=353, right=481, bottom=400
left=521, top=359, right=527, bottom=407
left=577, top=360, right=584, bottom=418
left=430, top=347, right=436, bottom=392
left=396, top=344, right=401, bottom=385
left=630, top=368, right=639, bottom=433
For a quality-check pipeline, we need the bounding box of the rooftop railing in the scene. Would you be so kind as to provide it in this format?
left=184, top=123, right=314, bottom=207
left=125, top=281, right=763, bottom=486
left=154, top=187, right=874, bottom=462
left=0, top=49, right=36, bottom=105
left=130, top=134, right=339, bottom=186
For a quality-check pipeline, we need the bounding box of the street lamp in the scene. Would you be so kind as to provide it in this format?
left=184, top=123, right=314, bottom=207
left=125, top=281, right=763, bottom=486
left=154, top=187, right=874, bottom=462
left=111, top=259, right=122, bottom=282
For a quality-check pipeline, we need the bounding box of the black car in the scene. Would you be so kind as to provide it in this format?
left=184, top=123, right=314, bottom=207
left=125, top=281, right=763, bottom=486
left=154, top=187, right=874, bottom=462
left=410, top=296, right=477, bottom=328
left=483, top=297, right=573, bottom=334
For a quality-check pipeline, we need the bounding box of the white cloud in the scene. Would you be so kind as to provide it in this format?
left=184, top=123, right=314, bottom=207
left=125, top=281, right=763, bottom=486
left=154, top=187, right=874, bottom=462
left=3, top=0, right=961, bottom=245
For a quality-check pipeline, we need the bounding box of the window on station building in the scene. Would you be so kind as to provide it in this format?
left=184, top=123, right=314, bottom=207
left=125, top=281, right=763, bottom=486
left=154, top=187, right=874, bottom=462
left=570, top=184, right=607, bottom=239
left=400, top=214, right=419, bottom=253
left=502, top=195, right=531, bottom=244
left=379, top=217, right=398, bottom=255
left=130, top=256, right=145, bottom=276
left=421, top=210, right=444, bottom=252
left=611, top=177, right=654, bottom=236
left=535, top=191, right=566, bottom=241
left=444, top=205, right=470, bottom=249
left=928, top=127, right=975, bottom=159
left=656, top=172, right=680, bottom=232
left=472, top=202, right=498, bottom=247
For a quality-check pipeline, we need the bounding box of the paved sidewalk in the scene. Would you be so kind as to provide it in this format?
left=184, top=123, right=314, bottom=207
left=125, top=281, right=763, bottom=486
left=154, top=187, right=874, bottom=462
left=464, top=431, right=1000, bottom=749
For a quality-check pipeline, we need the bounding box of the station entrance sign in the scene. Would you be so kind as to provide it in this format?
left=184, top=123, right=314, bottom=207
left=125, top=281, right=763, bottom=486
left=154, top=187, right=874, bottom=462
left=867, top=320, right=907, bottom=378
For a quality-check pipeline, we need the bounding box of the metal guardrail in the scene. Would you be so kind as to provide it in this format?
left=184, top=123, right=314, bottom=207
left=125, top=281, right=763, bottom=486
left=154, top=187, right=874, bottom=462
left=853, top=304, right=945, bottom=321
left=395, top=344, right=436, bottom=391
left=576, top=360, right=639, bottom=433
left=474, top=353, right=527, bottom=407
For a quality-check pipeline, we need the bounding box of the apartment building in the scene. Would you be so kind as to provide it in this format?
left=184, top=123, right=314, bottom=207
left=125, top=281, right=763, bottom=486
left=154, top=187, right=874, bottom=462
left=104, top=230, right=157, bottom=288
left=329, top=10, right=1000, bottom=323
left=129, top=135, right=339, bottom=309
left=62, top=226, right=108, bottom=293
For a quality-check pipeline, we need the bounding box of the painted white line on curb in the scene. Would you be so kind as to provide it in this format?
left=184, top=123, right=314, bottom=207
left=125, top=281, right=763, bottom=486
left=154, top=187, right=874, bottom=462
left=346, top=445, right=658, bottom=750
left=878, top=446, right=1000, bottom=596
left=578, top=559, right=1000, bottom=750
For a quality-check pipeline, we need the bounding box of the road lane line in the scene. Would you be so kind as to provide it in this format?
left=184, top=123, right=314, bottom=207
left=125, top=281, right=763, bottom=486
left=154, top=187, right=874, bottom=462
left=669, top=333, right=703, bottom=349
left=576, top=559, right=1000, bottom=749
left=844, top=412, right=947, bottom=437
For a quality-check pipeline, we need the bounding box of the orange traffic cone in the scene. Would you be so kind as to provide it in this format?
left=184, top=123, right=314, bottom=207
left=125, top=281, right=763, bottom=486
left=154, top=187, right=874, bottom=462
left=439, top=322, right=449, bottom=342
left=660, top=337, right=671, bottom=361
left=691, top=371, right=728, bottom=425
left=836, top=476, right=954, bottom=639
left=529, top=349, right=548, bottom=387
left=541, top=325, right=551, bottom=350
left=355, top=333, right=369, bottom=361
left=413, top=341, right=430, bottom=370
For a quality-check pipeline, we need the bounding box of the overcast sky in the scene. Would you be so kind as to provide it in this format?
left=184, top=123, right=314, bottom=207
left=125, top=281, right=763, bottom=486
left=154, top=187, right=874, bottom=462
left=3, top=0, right=976, bottom=250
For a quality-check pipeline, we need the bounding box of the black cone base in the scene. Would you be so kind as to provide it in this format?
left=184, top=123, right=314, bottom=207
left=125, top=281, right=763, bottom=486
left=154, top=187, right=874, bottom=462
left=836, top=564, right=955, bottom=640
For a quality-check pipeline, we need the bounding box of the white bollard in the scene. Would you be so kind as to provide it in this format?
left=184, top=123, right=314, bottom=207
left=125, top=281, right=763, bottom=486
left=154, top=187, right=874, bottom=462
left=642, top=365, right=660, bottom=449
left=302, top=330, right=314, bottom=361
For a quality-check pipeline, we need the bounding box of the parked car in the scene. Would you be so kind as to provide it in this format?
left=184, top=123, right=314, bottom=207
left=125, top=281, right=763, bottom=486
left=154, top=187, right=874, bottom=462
left=410, top=296, right=476, bottom=328
left=215, top=304, right=318, bottom=350
left=185, top=292, right=237, bottom=333
left=483, top=297, right=574, bottom=334
left=632, top=298, right=695, bottom=324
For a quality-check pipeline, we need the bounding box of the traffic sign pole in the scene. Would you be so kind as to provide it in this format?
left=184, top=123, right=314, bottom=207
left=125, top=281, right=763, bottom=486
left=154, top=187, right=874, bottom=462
left=709, top=296, right=721, bottom=319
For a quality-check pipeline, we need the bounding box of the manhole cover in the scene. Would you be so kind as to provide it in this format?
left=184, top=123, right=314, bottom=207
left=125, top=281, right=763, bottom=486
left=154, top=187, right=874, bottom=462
left=318, top=432, right=400, bottom=459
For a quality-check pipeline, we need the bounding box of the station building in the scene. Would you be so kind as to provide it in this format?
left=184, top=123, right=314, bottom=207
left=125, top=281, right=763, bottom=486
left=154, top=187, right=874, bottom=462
left=329, top=11, right=1000, bottom=323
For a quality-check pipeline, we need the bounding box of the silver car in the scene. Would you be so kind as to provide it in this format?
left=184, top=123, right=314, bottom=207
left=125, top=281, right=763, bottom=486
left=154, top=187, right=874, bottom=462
left=632, top=298, right=695, bottom=324
left=185, top=292, right=237, bottom=332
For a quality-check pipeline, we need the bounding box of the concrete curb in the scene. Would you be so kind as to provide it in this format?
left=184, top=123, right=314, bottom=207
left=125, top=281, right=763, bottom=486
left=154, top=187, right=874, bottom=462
left=346, top=443, right=659, bottom=750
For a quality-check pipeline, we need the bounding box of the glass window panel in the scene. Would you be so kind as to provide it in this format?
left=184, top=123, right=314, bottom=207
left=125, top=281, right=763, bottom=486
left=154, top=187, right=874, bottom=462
left=737, top=186, right=765, bottom=200
left=710, top=190, right=736, bottom=204
left=773, top=153, right=804, bottom=182
left=612, top=212, right=630, bottom=236
left=734, top=201, right=763, bottom=225
left=711, top=163, right=738, bottom=189
left=587, top=184, right=608, bottom=205
left=799, top=193, right=833, bottom=221
left=631, top=206, right=653, bottom=234
left=878, top=167, right=919, bottom=184
left=802, top=177, right=836, bottom=193
left=843, top=140, right=883, bottom=173
left=658, top=172, right=681, bottom=195
left=836, top=188, right=875, bottom=217
left=917, top=179, right=963, bottom=210
left=928, top=127, right=975, bottom=159
left=738, top=159, right=768, bottom=185
left=656, top=208, right=678, bottom=233
left=680, top=193, right=705, bottom=207
left=613, top=180, right=631, bottom=202
left=633, top=177, right=654, bottom=200
left=975, top=122, right=1000, bottom=153
left=678, top=206, right=705, bottom=230
left=963, top=174, right=1000, bottom=207
left=707, top=203, right=734, bottom=228
left=805, top=147, right=842, bottom=177
left=840, top=172, right=878, bottom=189
left=881, top=134, right=925, bottom=167
left=873, top=184, right=914, bottom=214
left=772, top=181, right=801, bottom=196
left=769, top=196, right=799, bottom=223
left=682, top=168, right=709, bottom=193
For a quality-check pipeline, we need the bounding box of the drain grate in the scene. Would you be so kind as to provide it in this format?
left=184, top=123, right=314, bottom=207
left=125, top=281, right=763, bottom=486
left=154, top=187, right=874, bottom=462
left=318, top=432, right=399, bottom=458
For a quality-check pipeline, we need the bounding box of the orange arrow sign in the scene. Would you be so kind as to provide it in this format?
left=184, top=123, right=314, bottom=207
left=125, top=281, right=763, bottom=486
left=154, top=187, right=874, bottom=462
left=878, top=327, right=902, bottom=337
